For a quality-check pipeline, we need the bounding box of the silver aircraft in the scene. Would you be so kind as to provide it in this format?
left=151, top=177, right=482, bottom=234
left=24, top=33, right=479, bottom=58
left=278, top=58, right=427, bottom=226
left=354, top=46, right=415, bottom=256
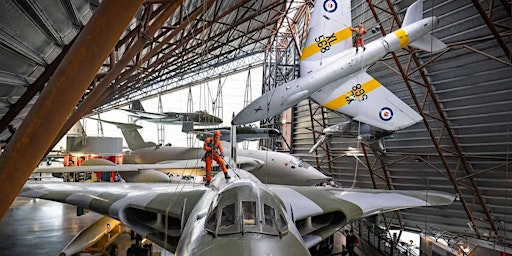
left=308, top=120, right=392, bottom=154
left=233, top=0, right=446, bottom=132
left=20, top=169, right=454, bottom=255
left=119, top=99, right=222, bottom=126
left=183, top=123, right=282, bottom=143
left=37, top=119, right=328, bottom=186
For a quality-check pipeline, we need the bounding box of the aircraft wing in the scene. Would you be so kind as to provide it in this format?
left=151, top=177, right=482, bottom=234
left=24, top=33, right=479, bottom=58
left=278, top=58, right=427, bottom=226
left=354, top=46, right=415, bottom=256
left=33, top=161, right=207, bottom=173
left=310, top=71, right=423, bottom=131
left=117, top=109, right=167, bottom=119
left=269, top=185, right=455, bottom=248
left=19, top=182, right=207, bottom=253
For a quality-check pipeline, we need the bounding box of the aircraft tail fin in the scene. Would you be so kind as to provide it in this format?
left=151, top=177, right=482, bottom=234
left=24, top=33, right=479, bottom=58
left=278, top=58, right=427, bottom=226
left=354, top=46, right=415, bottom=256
left=402, top=0, right=446, bottom=52
left=181, top=121, right=194, bottom=133
left=88, top=117, right=156, bottom=150
left=67, top=121, right=86, bottom=137
left=130, top=100, right=145, bottom=111
left=300, top=0, right=353, bottom=74
left=402, top=0, right=423, bottom=28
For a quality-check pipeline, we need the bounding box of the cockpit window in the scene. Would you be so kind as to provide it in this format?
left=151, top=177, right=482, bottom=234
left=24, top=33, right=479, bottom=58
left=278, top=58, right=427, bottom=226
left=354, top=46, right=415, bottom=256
left=264, top=204, right=275, bottom=227
left=204, top=183, right=289, bottom=237
left=206, top=210, right=217, bottom=230
left=290, top=156, right=311, bottom=168
left=279, top=214, right=288, bottom=230
left=242, top=201, right=257, bottom=225
left=220, top=203, right=235, bottom=227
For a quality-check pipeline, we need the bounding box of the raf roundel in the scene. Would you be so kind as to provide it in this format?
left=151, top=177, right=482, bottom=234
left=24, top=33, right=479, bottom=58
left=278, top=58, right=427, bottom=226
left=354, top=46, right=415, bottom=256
left=379, top=107, right=393, bottom=121
left=323, top=0, right=337, bottom=13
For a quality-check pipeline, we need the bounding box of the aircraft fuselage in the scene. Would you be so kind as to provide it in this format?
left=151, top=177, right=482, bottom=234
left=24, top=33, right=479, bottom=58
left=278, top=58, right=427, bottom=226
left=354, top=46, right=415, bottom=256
left=174, top=171, right=311, bottom=256
left=124, top=146, right=328, bottom=186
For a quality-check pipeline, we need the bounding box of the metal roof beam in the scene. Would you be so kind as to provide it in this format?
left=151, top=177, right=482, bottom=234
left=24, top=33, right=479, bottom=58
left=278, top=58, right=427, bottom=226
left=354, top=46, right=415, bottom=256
left=471, top=0, right=511, bottom=62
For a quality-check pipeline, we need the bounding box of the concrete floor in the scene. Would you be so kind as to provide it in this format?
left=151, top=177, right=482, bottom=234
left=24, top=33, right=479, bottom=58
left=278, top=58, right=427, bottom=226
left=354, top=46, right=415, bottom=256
left=0, top=197, right=102, bottom=256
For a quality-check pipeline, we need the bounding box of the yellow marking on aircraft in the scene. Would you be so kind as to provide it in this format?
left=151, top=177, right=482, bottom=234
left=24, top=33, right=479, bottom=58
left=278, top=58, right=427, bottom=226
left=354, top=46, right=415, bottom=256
left=323, top=78, right=381, bottom=110
left=394, top=29, right=409, bottom=48
left=301, top=27, right=352, bottom=61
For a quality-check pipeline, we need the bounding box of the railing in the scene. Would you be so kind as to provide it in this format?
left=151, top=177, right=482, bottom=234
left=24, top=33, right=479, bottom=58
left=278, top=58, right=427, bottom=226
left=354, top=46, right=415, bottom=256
left=353, top=221, right=419, bottom=256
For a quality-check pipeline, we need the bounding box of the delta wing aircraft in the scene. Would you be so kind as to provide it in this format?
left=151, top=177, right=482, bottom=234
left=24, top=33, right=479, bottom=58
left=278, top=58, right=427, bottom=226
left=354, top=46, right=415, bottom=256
left=233, top=0, right=446, bottom=131
left=20, top=169, right=455, bottom=255
left=119, top=99, right=222, bottom=126
left=36, top=119, right=328, bottom=186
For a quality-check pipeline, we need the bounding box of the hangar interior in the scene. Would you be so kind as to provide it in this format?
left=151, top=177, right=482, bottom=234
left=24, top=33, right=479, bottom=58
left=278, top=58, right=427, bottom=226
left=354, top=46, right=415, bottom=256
left=0, top=0, right=510, bottom=255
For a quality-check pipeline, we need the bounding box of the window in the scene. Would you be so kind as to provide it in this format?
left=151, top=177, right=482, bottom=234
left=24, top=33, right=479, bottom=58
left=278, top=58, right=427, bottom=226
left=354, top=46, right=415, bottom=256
left=242, top=201, right=256, bottom=225
left=264, top=204, right=275, bottom=227
left=220, top=203, right=235, bottom=227
left=206, top=210, right=217, bottom=230
left=279, top=214, right=288, bottom=230
left=290, top=156, right=311, bottom=168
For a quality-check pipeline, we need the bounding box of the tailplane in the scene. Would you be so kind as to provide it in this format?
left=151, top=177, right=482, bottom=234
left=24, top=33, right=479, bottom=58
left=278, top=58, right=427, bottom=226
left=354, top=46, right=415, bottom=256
left=88, top=117, right=156, bottom=150
left=300, top=0, right=353, bottom=74
left=403, top=0, right=446, bottom=52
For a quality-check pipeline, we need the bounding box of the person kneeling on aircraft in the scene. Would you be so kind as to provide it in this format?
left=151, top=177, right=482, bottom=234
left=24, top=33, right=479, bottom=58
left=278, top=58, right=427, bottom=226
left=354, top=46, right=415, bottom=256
left=203, top=130, right=230, bottom=186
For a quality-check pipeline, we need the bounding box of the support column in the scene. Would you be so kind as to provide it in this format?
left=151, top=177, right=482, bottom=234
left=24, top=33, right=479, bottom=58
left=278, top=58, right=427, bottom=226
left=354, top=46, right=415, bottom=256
left=0, top=0, right=144, bottom=219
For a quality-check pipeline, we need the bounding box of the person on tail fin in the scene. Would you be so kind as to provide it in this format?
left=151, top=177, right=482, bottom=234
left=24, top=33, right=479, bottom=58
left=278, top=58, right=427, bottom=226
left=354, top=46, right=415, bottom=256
left=350, top=24, right=367, bottom=53
left=202, top=130, right=230, bottom=186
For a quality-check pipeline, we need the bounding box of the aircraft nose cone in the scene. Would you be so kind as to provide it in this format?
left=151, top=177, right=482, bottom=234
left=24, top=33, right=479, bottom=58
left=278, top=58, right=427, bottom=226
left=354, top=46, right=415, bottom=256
left=304, top=166, right=330, bottom=185
left=232, top=95, right=267, bottom=125
left=268, top=128, right=281, bottom=138
left=432, top=16, right=439, bottom=26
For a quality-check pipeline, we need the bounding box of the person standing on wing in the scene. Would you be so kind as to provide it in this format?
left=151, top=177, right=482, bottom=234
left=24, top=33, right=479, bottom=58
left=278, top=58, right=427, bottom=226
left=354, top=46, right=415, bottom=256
left=203, top=130, right=230, bottom=186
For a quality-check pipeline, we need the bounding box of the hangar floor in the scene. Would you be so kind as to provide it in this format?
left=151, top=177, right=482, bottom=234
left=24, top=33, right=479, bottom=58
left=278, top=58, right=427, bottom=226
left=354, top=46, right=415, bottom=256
left=0, top=197, right=102, bottom=256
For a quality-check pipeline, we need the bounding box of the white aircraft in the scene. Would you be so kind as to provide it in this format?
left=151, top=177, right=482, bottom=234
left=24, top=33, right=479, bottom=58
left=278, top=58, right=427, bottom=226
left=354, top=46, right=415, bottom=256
left=20, top=169, right=455, bottom=255
left=232, top=0, right=446, bottom=132
left=37, top=119, right=329, bottom=186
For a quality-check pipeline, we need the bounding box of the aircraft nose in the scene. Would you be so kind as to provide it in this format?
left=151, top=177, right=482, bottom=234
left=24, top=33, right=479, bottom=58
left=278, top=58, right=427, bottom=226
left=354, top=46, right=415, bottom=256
left=193, top=237, right=311, bottom=256
left=268, top=128, right=282, bottom=138
left=305, top=166, right=330, bottom=185
left=432, top=16, right=439, bottom=26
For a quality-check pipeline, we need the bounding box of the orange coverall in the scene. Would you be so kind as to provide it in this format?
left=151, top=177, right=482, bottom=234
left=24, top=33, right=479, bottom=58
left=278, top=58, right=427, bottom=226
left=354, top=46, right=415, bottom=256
left=350, top=24, right=367, bottom=51
left=203, top=136, right=228, bottom=182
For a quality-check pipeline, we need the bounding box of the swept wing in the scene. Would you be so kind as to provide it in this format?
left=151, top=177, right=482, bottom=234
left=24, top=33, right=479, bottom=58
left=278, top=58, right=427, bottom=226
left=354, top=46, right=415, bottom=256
left=20, top=170, right=454, bottom=254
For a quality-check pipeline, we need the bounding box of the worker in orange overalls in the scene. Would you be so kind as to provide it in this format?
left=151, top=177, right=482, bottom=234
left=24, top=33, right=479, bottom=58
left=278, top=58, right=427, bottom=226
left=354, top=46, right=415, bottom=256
left=203, top=130, right=230, bottom=186
left=350, top=24, right=367, bottom=53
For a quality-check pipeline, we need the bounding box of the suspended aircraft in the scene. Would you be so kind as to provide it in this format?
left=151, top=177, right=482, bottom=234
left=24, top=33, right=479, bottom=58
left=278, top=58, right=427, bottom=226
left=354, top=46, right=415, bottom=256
left=182, top=121, right=282, bottom=142
left=20, top=168, right=455, bottom=255
left=36, top=119, right=328, bottom=186
left=119, top=99, right=223, bottom=126
left=232, top=0, right=446, bottom=132
left=308, top=120, right=392, bottom=154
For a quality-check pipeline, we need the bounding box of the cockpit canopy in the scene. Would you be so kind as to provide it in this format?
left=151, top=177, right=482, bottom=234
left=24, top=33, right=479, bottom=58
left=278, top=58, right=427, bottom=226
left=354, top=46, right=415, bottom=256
left=205, top=181, right=288, bottom=237
left=290, top=155, right=311, bottom=169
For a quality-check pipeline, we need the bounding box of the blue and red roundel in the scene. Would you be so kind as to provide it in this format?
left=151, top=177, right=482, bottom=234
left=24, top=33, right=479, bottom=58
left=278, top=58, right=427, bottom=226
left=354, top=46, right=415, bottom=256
left=379, top=107, right=393, bottom=121
left=323, top=0, right=337, bottom=13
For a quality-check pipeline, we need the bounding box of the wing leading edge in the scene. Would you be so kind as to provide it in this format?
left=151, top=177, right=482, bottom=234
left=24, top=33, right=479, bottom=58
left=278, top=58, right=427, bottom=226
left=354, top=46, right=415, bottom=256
left=310, top=70, right=422, bottom=131
left=269, top=185, right=455, bottom=249
left=20, top=182, right=207, bottom=253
